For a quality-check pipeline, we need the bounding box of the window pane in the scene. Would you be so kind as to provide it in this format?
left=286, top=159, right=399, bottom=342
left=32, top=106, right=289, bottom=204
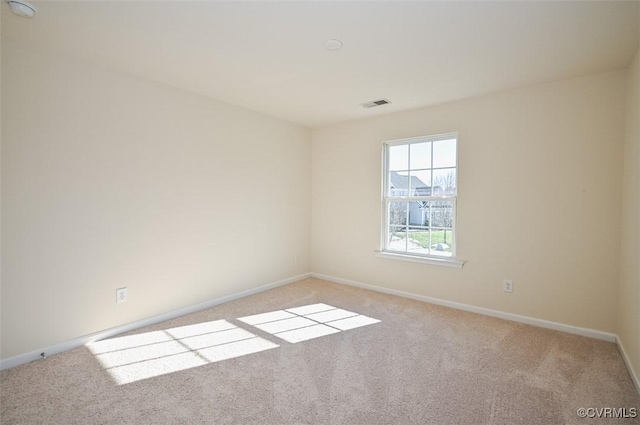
left=389, top=201, right=407, bottom=226
left=410, top=142, right=431, bottom=170
left=430, top=229, right=453, bottom=246
left=430, top=201, right=454, bottom=228
left=428, top=228, right=453, bottom=256
left=407, top=227, right=430, bottom=255
left=432, top=168, right=456, bottom=196
left=433, top=139, right=456, bottom=168
left=389, top=171, right=410, bottom=196
left=410, top=170, right=432, bottom=195
left=408, top=200, right=429, bottom=226
left=388, top=226, right=407, bottom=252
left=389, top=144, right=408, bottom=171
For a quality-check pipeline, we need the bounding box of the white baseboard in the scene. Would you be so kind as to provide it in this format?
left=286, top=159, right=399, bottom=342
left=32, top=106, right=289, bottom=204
left=311, top=272, right=617, bottom=343
left=0, top=273, right=312, bottom=371
left=617, top=337, right=640, bottom=395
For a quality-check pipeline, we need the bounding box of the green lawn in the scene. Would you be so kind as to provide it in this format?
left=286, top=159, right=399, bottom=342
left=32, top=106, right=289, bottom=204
left=408, top=230, right=452, bottom=248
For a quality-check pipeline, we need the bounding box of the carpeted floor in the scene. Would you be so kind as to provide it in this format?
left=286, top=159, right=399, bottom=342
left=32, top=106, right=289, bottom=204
left=1, top=278, right=638, bottom=424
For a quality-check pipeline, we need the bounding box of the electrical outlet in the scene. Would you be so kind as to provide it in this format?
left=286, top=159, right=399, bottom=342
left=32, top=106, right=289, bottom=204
left=116, top=287, right=128, bottom=304
left=294, top=254, right=299, bottom=264
left=503, top=279, right=513, bottom=293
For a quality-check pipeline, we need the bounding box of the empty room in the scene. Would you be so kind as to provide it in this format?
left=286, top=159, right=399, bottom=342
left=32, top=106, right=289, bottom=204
left=1, top=1, right=639, bottom=424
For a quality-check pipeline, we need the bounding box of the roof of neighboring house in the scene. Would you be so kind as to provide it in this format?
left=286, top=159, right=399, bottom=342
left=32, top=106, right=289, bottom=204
left=389, top=171, right=431, bottom=195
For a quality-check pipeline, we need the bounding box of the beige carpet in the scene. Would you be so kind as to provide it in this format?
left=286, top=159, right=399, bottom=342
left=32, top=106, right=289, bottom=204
left=1, top=278, right=638, bottom=424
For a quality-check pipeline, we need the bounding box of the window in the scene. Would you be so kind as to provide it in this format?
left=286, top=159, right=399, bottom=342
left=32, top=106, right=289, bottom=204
left=379, top=133, right=462, bottom=267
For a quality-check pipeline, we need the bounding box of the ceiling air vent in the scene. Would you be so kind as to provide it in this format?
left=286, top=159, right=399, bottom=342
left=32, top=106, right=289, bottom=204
left=361, top=99, right=391, bottom=109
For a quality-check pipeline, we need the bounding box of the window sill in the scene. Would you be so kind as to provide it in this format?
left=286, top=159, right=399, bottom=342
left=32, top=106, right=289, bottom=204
left=375, top=251, right=465, bottom=268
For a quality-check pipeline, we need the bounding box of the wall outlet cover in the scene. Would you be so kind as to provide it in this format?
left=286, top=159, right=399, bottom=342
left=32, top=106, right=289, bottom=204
left=116, top=287, right=128, bottom=304
left=503, top=280, right=513, bottom=293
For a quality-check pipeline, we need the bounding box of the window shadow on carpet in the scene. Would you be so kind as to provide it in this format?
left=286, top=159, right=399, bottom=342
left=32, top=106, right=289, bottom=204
left=87, top=303, right=380, bottom=385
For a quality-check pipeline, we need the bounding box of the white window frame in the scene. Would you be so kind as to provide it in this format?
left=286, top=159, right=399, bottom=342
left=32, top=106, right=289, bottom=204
left=377, top=133, right=464, bottom=268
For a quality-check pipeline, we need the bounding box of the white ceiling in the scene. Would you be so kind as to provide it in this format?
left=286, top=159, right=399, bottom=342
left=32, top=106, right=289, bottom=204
left=2, top=1, right=639, bottom=128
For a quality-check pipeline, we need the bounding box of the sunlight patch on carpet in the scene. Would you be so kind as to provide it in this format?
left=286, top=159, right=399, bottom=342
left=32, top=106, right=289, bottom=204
left=238, top=303, right=380, bottom=343
left=87, top=320, right=278, bottom=385
left=88, top=304, right=379, bottom=385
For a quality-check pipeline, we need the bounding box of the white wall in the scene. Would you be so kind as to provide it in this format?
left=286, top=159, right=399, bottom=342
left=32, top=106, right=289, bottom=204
left=619, top=47, right=640, bottom=384
left=312, top=71, right=626, bottom=333
left=1, top=40, right=311, bottom=359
